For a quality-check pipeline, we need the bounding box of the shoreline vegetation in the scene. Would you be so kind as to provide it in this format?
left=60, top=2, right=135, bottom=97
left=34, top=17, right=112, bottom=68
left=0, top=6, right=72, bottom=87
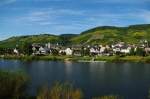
left=0, top=70, right=147, bottom=99
left=1, top=55, right=150, bottom=63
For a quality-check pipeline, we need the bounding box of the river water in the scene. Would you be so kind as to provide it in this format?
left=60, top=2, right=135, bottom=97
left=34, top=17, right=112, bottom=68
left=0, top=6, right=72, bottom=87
left=0, top=59, right=150, bottom=99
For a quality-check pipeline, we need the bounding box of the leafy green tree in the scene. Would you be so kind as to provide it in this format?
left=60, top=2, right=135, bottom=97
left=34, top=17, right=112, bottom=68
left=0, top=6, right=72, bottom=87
left=129, top=47, right=135, bottom=56
left=81, top=47, right=90, bottom=56
left=51, top=49, right=59, bottom=55
left=18, top=42, right=32, bottom=55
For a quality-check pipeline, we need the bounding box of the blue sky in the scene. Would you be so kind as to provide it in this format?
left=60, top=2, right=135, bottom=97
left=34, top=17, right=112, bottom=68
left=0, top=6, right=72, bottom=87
left=0, top=0, right=150, bottom=40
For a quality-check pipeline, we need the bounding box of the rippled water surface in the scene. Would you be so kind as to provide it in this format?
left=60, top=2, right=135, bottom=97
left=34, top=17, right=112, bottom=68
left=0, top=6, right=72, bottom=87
left=0, top=59, right=150, bottom=99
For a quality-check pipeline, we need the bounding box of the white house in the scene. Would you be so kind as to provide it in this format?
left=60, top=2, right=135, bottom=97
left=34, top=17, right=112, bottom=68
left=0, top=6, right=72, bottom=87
left=100, top=47, right=106, bottom=53
left=120, top=47, right=131, bottom=54
left=65, top=48, right=73, bottom=55
left=47, top=43, right=51, bottom=48
left=59, top=49, right=66, bottom=55
left=113, top=48, right=121, bottom=53
left=90, top=48, right=100, bottom=54
left=14, top=48, right=19, bottom=54
left=145, top=47, right=150, bottom=55
left=39, top=47, right=46, bottom=55
left=90, top=48, right=96, bottom=53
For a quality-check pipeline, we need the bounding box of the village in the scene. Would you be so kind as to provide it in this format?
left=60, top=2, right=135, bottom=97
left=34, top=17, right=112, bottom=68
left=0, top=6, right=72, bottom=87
left=12, top=40, right=150, bottom=57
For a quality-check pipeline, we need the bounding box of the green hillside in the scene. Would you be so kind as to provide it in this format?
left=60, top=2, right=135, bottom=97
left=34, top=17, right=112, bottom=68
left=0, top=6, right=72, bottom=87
left=71, top=26, right=126, bottom=45
left=0, top=34, right=60, bottom=48
left=0, top=24, right=150, bottom=48
left=71, top=24, right=150, bottom=45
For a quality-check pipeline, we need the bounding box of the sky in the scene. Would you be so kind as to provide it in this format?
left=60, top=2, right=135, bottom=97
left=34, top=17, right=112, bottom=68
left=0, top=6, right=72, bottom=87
left=0, top=0, right=150, bottom=40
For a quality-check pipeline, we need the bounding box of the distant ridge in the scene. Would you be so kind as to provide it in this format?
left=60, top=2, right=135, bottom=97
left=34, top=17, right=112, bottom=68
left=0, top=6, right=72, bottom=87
left=0, top=24, right=150, bottom=48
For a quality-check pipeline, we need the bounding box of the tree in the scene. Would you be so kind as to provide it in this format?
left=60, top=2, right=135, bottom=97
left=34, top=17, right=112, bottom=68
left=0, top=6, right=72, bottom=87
left=129, top=47, right=135, bottom=56
left=18, top=42, right=32, bottom=55
left=81, top=47, right=90, bottom=56
left=135, top=47, right=145, bottom=56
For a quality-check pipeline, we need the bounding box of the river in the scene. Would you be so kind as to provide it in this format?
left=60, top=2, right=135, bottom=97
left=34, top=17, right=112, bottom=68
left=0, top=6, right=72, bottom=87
left=0, top=59, right=150, bottom=99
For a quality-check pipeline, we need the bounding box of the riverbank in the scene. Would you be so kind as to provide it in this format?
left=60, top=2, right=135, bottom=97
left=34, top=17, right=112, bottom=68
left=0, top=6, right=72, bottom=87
left=1, top=55, right=150, bottom=63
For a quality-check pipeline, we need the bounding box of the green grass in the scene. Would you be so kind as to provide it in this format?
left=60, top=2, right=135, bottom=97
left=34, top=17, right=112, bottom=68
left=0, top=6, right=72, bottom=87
left=1, top=55, right=150, bottom=63
left=0, top=70, right=29, bottom=98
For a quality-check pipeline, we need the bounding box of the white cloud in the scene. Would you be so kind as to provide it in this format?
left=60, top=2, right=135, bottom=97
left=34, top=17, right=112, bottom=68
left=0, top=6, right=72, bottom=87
left=76, top=8, right=150, bottom=27
left=6, top=6, right=150, bottom=35
left=0, top=0, right=16, bottom=6
left=15, top=8, right=85, bottom=26
left=13, top=7, right=150, bottom=30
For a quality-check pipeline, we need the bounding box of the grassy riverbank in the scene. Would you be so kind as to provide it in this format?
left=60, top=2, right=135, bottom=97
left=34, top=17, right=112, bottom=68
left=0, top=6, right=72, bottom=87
left=1, top=55, right=150, bottom=63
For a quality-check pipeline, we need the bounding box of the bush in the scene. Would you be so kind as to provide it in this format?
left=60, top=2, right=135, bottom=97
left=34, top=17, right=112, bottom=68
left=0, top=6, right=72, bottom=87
left=135, top=47, right=145, bottom=56
left=93, top=95, right=123, bottom=99
left=0, top=70, right=29, bottom=98
left=37, top=82, right=83, bottom=99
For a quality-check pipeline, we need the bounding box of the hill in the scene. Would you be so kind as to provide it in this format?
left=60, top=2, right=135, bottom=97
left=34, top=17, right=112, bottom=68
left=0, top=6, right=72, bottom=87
left=71, top=24, right=150, bottom=45
left=0, top=24, right=150, bottom=48
left=0, top=34, right=60, bottom=48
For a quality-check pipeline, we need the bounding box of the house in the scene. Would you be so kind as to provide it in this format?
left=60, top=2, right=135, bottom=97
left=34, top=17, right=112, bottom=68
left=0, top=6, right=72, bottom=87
left=47, top=43, right=51, bottom=49
left=145, top=47, right=150, bottom=55
left=90, top=47, right=100, bottom=56
left=72, top=45, right=83, bottom=56
left=65, top=48, right=73, bottom=55
left=120, top=47, right=131, bottom=54
left=113, top=47, right=121, bottom=53
left=73, top=50, right=82, bottom=56
left=32, top=43, right=61, bottom=55
left=100, top=46, right=106, bottom=54
left=90, top=47, right=96, bottom=55
left=32, top=43, right=41, bottom=54
left=44, top=47, right=53, bottom=55
left=39, top=46, right=46, bottom=55
left=90, top=45, right=113, bottom=56
left=13, top=48, right=19, bottom=55
left=59, top=49, right=66, bottom=55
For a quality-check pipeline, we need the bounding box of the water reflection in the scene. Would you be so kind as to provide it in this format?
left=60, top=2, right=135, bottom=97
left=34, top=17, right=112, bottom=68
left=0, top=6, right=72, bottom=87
left=0, top=60, right=150, bottom=99
left=65, top=61, right=73, bottom=75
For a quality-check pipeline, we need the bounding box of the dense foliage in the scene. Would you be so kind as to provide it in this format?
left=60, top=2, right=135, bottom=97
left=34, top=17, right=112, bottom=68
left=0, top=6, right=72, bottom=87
left=0, top=70, right=29, bottom=98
